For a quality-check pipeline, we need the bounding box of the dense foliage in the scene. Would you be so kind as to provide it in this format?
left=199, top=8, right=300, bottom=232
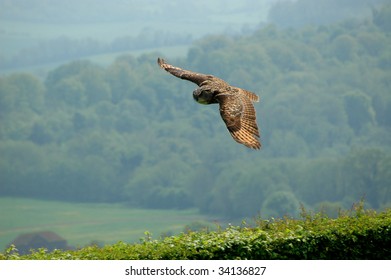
left=1, top=4, right=391, bottom=219
left=2, top=207, right=390, bottom=259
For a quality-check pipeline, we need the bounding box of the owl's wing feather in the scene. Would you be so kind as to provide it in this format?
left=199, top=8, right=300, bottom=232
left=242, top=89, right=260, bottom=102
left=157, top=58, right=212, bottom=86
left=217, top=91, right=261, bottom=149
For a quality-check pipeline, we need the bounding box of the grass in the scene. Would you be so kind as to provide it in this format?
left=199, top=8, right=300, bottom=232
left=0, top=197, right=212, bottom=251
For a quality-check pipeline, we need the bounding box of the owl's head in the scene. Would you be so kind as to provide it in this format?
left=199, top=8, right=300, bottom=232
left=193, top=88, right=210, bottom=105
left=193, top=85, right=219, bottom=105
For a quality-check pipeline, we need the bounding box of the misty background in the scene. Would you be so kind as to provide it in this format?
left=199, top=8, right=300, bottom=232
left=1, top=0, right=391, bottom=251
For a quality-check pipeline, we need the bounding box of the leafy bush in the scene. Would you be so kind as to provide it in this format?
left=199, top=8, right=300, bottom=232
left=2, top=207, right=390, bottom=260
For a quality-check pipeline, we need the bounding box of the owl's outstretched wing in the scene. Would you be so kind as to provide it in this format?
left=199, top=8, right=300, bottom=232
left=157, top=57, right=261, bottom=150
left=217, top=90, right=261, bottom=149
left=157, top=58, right=212, bottom=86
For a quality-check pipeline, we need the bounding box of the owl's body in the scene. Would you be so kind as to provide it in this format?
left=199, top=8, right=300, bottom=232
left=192, top=77, right=228, bottom=104
left=157, top=58, right=261, bottom=149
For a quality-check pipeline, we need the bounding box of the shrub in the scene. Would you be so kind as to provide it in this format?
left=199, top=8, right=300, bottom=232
left=2, top=208, right=390, bottom=260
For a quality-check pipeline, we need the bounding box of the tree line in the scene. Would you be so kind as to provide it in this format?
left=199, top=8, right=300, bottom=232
left=1, top=3, right=391, bottom=219
left=268, top=0, right=388, bottom=28
left=1, top=30, right=192, bottom=70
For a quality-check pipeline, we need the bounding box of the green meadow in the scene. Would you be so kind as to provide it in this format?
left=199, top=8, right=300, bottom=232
left=0, top=44, right=190, bottom=77
left=0, top=197, right=212, bottom=251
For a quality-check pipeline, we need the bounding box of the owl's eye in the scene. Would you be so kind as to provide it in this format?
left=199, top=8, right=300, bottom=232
left=193, top=89, right=201, bottom=96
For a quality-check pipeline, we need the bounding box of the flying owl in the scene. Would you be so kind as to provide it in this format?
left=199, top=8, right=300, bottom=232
left=157, top=58, right=261, bottom=149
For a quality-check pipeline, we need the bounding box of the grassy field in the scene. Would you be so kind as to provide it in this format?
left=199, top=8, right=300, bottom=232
left=0, top=44, right=190, bottom=78
left=0, top=197, right=213, bottom=251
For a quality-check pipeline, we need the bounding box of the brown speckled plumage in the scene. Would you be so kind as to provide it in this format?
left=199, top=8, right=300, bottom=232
left=157, top=58, right=261, bottom=149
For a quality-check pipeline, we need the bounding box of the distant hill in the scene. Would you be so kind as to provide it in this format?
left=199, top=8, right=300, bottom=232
left=268, top=0, right=388, bottom=27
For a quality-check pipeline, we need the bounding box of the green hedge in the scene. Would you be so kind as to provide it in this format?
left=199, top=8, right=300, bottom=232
left=2, top=209, right=390, bottom=260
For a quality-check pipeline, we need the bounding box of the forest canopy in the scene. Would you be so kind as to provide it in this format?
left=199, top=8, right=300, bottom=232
left=1, top=3, right=391, bottom=219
